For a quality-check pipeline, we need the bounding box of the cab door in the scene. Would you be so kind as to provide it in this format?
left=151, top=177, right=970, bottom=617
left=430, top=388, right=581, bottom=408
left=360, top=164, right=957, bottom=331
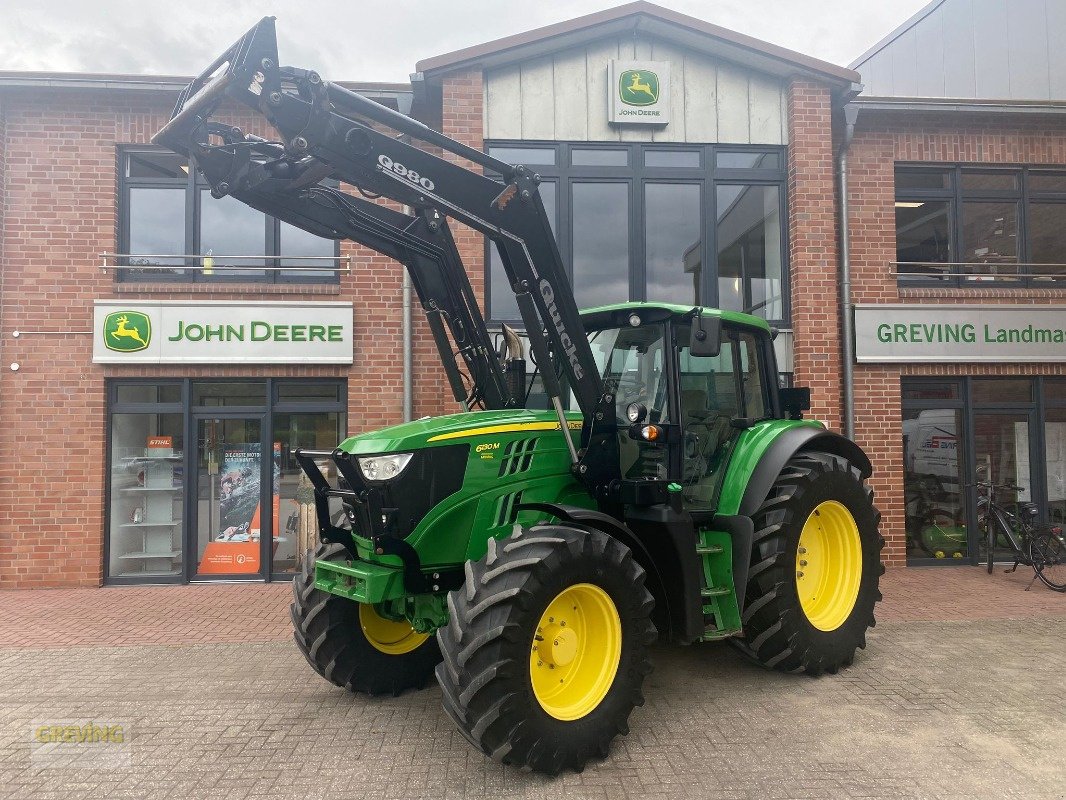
left=675, top=323, right=770, bottom=510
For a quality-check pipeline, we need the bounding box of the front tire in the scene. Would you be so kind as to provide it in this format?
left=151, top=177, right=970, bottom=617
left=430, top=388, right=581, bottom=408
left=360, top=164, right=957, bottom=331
left=733, top=451, right=884, bottom=675
left=435, top=524, right=655, bottom=774
left=291, top=543, right=442, bottom=695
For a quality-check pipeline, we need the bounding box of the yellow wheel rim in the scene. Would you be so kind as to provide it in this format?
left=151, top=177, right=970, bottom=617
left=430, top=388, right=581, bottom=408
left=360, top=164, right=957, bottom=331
left=529, top=583, right=622, bottom=721
left=795, top=500, right=863, bottom=632
left=358, top=603, right=430, bottom=655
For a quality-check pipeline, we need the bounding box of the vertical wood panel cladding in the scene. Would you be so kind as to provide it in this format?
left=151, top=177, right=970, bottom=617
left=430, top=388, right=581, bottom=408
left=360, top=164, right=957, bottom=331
left=484, top=35, right=786, bottom=144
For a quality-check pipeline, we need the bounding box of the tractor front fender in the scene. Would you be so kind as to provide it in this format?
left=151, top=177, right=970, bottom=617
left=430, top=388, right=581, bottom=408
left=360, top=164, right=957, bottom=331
left=733, top=427, right=873, bottom=518
left=517, top=502, right=691, bottom=643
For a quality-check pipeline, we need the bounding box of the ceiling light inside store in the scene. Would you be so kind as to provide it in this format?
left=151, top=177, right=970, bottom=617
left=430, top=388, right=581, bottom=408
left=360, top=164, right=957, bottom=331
left=894, top=202, right=925, bottom=208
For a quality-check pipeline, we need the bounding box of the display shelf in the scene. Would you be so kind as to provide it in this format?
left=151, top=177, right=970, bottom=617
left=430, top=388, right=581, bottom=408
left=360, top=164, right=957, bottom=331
left=120, top=521, right=182, bottom=528
left=121, top=487, right=183, bottom=493
left=113, top=568, right=182, bottom=577
left=118, top=551, right=183, bottom=559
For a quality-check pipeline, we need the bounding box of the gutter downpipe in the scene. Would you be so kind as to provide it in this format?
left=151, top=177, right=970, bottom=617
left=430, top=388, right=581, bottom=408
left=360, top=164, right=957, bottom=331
left=401, top=205, right=414, bottom=423
left=839, top=100, right=860, bottom=440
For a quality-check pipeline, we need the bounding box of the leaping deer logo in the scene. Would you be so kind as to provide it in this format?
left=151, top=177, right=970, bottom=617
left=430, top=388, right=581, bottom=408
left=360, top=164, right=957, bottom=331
left=111, top=315, right=148, bottom=346
left=103, top=311, right=152, bottom=353
left=619, top=69, right=660, bottom=106
left=627, top=72, right=655, bottom=99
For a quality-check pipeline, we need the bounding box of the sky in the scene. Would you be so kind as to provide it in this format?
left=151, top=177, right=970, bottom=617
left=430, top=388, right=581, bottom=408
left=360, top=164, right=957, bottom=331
left=0, top=0, right=931, bottom=81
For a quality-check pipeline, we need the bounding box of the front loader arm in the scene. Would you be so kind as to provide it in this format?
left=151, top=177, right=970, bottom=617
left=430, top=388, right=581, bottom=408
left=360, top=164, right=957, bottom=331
left=190, top=133, right=510, bottom=410
left=152, top=16, right=605, bottom=426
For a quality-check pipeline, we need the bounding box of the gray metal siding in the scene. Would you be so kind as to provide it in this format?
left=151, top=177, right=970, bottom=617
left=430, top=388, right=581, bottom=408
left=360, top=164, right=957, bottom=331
left=484, top=35, right=788, bottom=144
left=852, top=0, right=1066, bottom=101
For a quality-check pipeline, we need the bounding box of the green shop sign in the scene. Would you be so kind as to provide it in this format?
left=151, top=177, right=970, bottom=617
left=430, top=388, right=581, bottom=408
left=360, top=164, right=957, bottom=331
left=854, top=305, right=1066, bottom=363
left=608, top=60, right=671, bottom=125
left=93, top=300, right=353, bottom=364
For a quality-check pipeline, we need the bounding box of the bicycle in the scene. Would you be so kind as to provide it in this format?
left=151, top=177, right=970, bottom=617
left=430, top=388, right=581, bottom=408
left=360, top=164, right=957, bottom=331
left=972, top=481, right=1066, bottom=592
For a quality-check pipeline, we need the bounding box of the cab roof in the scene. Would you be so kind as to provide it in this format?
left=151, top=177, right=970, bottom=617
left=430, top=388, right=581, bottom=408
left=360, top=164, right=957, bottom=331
left=579, top=302, right=772, bottom=333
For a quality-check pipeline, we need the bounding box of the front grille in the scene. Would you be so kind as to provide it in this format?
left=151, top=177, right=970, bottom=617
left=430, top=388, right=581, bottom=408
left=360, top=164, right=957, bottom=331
left=349, top=444, right=468, bottom=539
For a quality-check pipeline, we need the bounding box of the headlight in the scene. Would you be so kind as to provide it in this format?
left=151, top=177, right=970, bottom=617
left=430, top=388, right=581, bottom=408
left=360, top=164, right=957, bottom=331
left=357, top=453, right=413, bottom=481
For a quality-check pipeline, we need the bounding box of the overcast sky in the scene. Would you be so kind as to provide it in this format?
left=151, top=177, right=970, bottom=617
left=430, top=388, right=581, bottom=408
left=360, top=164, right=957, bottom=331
left=0, top=0, right=929, bottom=81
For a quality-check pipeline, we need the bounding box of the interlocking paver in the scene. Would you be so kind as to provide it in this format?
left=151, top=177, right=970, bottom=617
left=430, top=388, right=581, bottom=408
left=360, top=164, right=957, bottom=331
left=0, top=567, right=1062, bottom=799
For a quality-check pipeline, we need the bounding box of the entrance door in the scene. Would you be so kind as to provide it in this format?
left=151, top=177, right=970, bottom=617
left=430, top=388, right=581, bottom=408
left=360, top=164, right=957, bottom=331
left=972, top=409, right=1039, bottom=564
left=192, top=416, right=272, bottom=580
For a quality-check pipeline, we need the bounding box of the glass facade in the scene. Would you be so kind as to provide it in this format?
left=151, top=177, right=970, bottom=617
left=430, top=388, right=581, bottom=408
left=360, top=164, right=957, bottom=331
left=894, top=164, right=1066, bottom=284
left=119, top=148, right=338, bottom=283
left=106, top=380, right=346, bottom=583
left=902, top=377, right=1065, bottom=564
left=485, top=142, right=788, bottom=324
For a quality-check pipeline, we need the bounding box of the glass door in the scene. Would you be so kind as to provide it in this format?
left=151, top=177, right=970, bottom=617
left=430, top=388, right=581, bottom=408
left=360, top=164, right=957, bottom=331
left=972, top=410, right=1039, bottom=564
left=192, top=416, right=270, bottom=579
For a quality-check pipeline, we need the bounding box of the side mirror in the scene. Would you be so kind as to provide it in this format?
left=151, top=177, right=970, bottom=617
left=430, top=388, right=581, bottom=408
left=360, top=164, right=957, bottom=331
left=689, top=315, right=722, bottom=357
left=779, top=387, right=812, bottom=419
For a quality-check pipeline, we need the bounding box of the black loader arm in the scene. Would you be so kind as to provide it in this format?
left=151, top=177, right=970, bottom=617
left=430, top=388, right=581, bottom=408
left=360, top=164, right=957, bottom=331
left=151, top=17, right=607, bottom=440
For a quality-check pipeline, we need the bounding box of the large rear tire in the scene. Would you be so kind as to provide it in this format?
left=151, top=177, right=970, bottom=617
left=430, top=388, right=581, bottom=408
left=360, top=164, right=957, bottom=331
left=291, top=543, right=441, bottom=695
left=733, top=451, right=884, bottom=675
left=435, top=524, right=655, bottom=774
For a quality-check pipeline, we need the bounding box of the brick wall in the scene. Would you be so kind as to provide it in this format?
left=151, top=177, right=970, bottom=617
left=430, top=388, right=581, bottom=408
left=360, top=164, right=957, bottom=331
left=847, top=111, right=1066, bottom=566
left=0, top=90, right=414, bottom=588
left=787, top=80, right=842, bottom=431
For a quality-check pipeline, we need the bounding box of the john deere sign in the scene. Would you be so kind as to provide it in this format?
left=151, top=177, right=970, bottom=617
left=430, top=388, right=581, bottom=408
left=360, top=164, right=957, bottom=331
left=854, top=305, right=1066, bottom=363
left=608, top=60, right=671, bottom=125
left=103, top=311, right=152, bottom=353
left=93, top=300, right=353, bottom=364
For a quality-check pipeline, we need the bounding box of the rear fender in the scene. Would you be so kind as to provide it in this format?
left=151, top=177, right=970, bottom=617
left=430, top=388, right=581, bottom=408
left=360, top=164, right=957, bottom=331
left=733, top=427, right=873, bottom=518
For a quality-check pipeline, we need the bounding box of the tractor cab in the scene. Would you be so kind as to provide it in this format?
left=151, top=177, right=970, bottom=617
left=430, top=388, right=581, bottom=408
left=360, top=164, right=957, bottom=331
left=578, top=302, right=799, bottom=513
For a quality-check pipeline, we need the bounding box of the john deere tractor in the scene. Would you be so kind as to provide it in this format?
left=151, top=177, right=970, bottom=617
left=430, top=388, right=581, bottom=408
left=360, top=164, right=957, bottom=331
left=156, top=18, right=884, bottom=774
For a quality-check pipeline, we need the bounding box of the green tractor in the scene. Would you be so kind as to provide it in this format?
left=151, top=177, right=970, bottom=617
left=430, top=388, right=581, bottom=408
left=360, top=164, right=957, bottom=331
left=156, top=18, right=884, bottom=775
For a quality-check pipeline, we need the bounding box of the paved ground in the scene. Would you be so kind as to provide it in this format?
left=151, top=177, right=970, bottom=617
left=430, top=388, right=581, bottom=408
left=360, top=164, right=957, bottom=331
left=0, top=567, right=1062, bottom=799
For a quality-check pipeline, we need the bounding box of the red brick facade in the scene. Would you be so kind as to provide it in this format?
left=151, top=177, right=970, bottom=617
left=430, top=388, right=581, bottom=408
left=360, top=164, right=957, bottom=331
left=4, top=23, right=1064, bottom=588
left=787, top=80, right=843, bottom=432
left=847, top=111, right=1066, bottom=566
left=0, top=91, right=426, bottom=588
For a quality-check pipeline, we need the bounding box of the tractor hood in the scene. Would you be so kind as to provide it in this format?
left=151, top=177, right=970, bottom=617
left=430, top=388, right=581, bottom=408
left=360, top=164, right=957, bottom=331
left=337, top=408, right=584, bottom=455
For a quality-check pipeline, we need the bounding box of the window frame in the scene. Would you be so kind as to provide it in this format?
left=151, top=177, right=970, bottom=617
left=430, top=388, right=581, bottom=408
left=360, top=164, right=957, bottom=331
left=894, top=163, right=1066, bottom=287
left=104, top=378, right=348, bottom=585
left=118, top=145, right=340, bottom=285
left=484, top=141, right=789, bottom=326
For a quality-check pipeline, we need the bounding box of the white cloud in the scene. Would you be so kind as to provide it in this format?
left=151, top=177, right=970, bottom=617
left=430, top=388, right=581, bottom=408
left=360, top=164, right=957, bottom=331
left=0, top=0, right=928, bottom=80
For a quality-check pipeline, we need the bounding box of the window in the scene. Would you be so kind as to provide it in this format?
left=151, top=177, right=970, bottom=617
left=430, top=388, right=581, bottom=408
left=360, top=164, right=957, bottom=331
left=894, top=165, right=1066, bottom=285
left=119, top=148, right=339, bottom=283
left=486, top=143, right=788, bottom=324
left=106, top=379, right=347, bottom=583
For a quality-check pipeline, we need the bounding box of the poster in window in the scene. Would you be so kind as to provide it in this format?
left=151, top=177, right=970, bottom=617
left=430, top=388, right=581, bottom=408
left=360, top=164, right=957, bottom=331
left=198, top=443, right=281, bottom=574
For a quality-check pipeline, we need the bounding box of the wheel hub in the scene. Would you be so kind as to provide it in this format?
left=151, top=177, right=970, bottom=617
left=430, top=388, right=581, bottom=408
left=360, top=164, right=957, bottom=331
left=529, top=583, right=621, bottom=721
left=358, top=603, right=430, bottom=655
left=795, top=500, right=863, bottom=632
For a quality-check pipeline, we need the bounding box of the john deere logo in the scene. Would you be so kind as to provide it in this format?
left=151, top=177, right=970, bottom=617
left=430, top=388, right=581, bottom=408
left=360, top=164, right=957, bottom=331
left=619, top=70, right=659, bottom=106
left=103, top=311, right=151, bottom=353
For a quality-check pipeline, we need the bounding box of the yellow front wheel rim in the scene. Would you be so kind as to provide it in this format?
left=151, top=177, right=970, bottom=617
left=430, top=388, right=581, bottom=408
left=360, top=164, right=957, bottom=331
left=358, top=604, right=430, bottom=655
left=796, top=500, right=863, bottom=632
left=529, top=583, right=622, bottom=721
